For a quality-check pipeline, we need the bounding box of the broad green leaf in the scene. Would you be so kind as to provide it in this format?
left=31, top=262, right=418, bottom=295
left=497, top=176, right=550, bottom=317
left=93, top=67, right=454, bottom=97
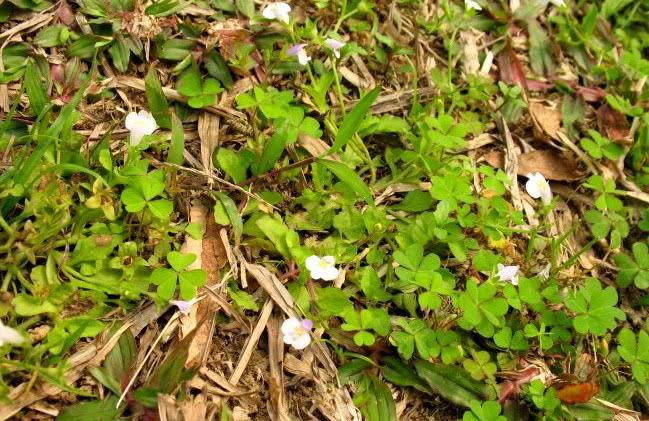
left=168, top=113, right=184, bottom=164
left=329, top=86, right=380, bottom=154
left=109, top=36, right=130, bottom=73
left=317, top=159, right=373, bottom=205
left=24, top=61, right=48, bottom=116
left=177, top=65, right=202, bottom=97
left=148, top=199, right=173, bottom=219
left=56, top=396, right=123, bottom=421
left=214, top=191, right=242, bottom=242
left=167, top=251, right=196, bottom=272
left=145, top=69, right=172, bottom=129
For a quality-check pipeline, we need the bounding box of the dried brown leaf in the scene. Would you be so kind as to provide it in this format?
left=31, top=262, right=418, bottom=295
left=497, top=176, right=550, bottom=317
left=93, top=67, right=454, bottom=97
left=529, top=102, right=561, bottom=140
left=597, top=103, right=631, bottom=144
left=482, top=149, right=582, bottom=181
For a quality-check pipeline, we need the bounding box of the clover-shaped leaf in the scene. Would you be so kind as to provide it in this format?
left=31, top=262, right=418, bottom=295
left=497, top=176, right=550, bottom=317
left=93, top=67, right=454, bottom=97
left=463, top=350, right=496, bottom=381
left=565, top=278, right=625, bottom=336
left=394, top=243, right=441, bottom=289
left=614, top=242, right=649, bottom=289
left=457, top=280, right=508, bottom=337
left=462, top=400, right=506, bottom=421
left=617, top=328, right=649, bottom=384
left=152, top=252, right=206, bottom=301
left=167, top=251, right=196, bottom=272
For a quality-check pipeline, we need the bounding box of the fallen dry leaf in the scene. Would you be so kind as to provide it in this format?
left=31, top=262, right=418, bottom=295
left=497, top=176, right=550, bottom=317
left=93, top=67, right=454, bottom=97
left=597, top=103, right=631, bottom=144
left=498, top=46, right=527, bottom=89
left=482, top=149, right=582, bottom=181
left=555, top=382, right=600, bottom=404
left=529, top=102, right=562, bottom=140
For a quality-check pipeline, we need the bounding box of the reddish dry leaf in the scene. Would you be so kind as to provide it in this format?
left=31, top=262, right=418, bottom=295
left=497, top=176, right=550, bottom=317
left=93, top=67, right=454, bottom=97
left=529, top=102, right=561, bottom=140
left=482, top=149, right=582, bottom=181
left=498, top=366, right=541, bottom=402
left=555, top=382, right=600, bottom=404
left=57, top=1, right=74, bottom=25
left=498, top=46, right=527, bottom=88
left=575, top=85, right=607, bottom=102
left=597, top=103, right=631, bottom=144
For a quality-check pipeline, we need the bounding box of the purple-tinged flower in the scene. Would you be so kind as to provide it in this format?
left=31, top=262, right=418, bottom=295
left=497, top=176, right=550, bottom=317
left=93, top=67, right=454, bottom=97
left=497, top=264, right=521, bottom=286
left=281, top=317, right=313, bottom=349
left=287, top=43, right=311, bottom=65
left=170, top=299, right=198, bottom=315
left=325, top=38, right=346, bottom=59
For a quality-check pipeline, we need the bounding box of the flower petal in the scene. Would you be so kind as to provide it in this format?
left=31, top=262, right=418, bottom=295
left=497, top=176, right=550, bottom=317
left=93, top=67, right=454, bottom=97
left=320, top=266, right=339, bottom=281
left=305, top=255, right=321, bottom=272
left=291, top=333, right=311, bottom=350
left=322, top=256, right=336, bottom=266
left=281, top=318, right=301, bottom=335
left=0, top=322, right=23, bottom=346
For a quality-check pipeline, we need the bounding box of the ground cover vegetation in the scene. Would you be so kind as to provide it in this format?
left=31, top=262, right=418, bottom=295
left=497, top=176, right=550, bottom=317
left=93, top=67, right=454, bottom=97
left=0, top=0, right=649, bottom=419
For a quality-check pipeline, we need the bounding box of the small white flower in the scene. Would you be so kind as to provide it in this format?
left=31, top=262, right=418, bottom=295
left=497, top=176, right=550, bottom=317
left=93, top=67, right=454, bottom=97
left=479, top=50, right=494, bottom=75
left=549, top=0, right=565, bottom=7
left=0, top=321, right=24, bottom=347
left=525, top=172, right=553, bottom=205
left=465, top=0, right=482, bottom=10
left=305, top=255, right=339, bottom=281
left=281, top=317, right=312, bottom=350
left=538, top=263, right=551, bottom=280
left=325, top=38, right=346, bottom=59
left=170, top=298, right=198, bottom=315
left=287, top=44, right=311, bottom=65
left=262, top=2, right=291, bottom=24
left=125, top=110, right=157, bottom=146
left=497, top=264, right=520, bottom=285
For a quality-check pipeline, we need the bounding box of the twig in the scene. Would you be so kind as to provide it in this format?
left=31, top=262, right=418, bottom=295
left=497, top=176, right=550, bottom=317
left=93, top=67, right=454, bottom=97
left=150, top=158, right=280, bottom=211
left=238, top=156, right=318, bottom=186
left=116, top=314, right=179, bottom=408
left=229, top=299, right=273, bottom=385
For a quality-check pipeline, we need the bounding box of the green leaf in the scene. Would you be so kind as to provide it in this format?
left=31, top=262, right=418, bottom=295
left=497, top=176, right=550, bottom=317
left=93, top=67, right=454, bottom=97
left=354, top=330, right=375, bottom=346
left=120, top=188, right=146, bottom=212
left=167, top=251, right=196, bottom=272
left=393, top=190, right=432, bottom=212
left=144, top=69, right=172, bottom=129
left=35, top=25, right=68, bottom=48
left=618, top=328, right=649, bottom=384
left=329, top=87, right=380, bottom=154
left=256, top=131, right=287, bottom=174
left=68, top=35, right=105, bottom=59
left=214, top=191, right=242, bottom=242
left=177, top=65, right=202, bottom=97
left=145, top=0, right=185, bottom=16
left=156, top=275, right=178, bottom=301
left=359, top=267, right=392, bottom=302
left=355, top=375, right=397, bottom=421
left=462, top=400, right=506, bottom=421
left=317, top=159, right=374, bottom=205
left=528, top=21, right=554, bottom=77
left=179, top=269, right=206, bottom=299
left=565, top=278, right=625, bottom=335
left=235, top=0, right=254, bottom=17
left=109, top=36, right=130, bottom=73
left=316, top=287, right=353, bottom=317
left=24, top=61, right=48, bottom=116
left=167, top=113, right=184, bottom=164
left=148, top=199, right=173, bottom=219
left=205, top=49, right=233, bottom=88
left=228, top=287, right=259, bottom=311
left=56, top=396, right=123, bottom=421
left=216, top=148, right=248, bottom=183
left=414, top=360, right=486, bottom=408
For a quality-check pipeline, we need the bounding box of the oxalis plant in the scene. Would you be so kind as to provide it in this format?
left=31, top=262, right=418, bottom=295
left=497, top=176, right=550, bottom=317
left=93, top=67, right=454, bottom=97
left=0, top=0, right=649, bottom=419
